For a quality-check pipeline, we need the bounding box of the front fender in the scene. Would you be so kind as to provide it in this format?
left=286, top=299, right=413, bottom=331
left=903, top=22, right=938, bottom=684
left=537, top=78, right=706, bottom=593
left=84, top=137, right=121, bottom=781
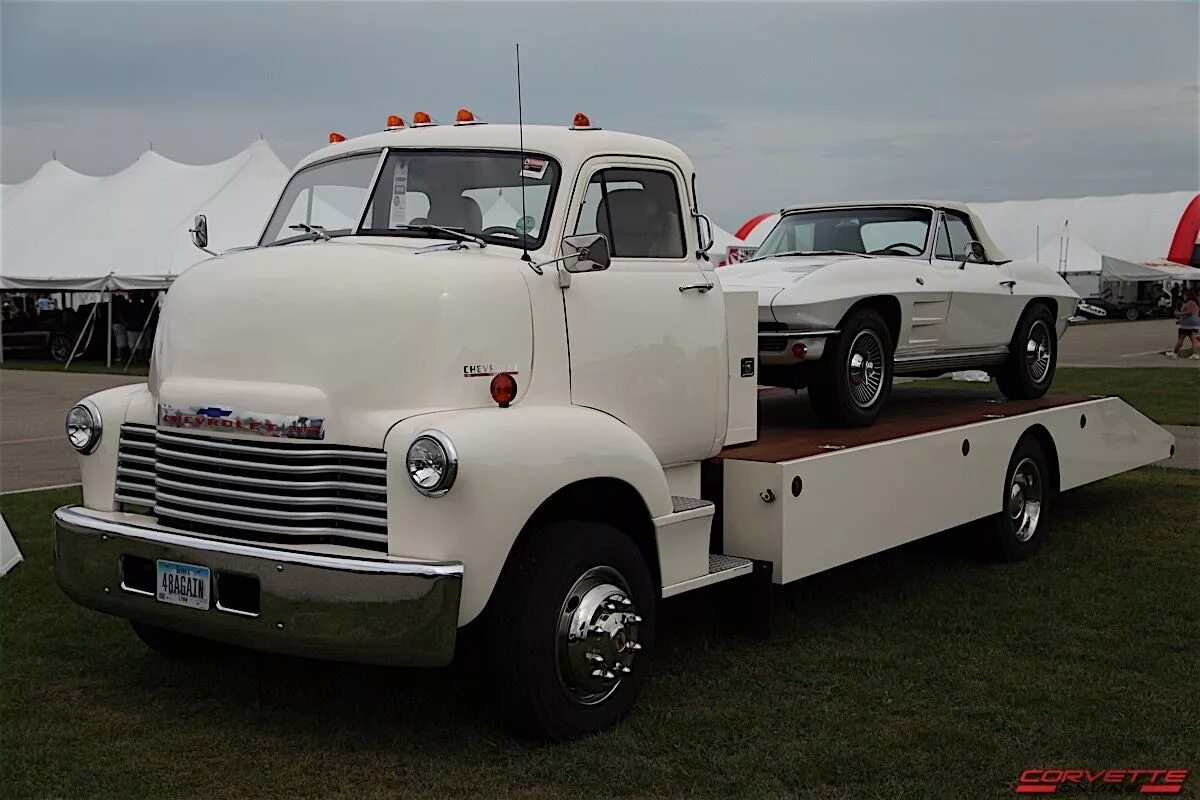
left=76, top=383, right=152, bottom=511
left=383, top=405, right=671, bottom=625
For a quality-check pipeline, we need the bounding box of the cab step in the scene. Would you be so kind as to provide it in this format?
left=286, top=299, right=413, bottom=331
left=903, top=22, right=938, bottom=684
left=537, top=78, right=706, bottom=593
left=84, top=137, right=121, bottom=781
left=661, top=553, right=753, bottom=598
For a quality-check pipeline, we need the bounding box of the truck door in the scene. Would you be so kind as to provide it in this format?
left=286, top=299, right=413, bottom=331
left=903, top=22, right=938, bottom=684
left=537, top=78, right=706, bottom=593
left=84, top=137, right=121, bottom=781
left=561, top=159, right=727, bottom=464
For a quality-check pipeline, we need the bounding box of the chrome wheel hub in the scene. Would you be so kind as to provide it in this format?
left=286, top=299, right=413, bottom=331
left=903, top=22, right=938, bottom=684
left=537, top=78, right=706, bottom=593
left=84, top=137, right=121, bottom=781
left=846, top=330, right=885, bottom=408
left=557, top=566, right=641, bottom=706
left=1025, top=320, right=1052, bottom=383
left=1008, top=457, right=1043, bottom=542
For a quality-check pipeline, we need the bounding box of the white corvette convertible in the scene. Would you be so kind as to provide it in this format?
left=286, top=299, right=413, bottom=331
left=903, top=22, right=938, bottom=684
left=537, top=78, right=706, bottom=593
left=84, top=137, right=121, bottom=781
left=719, top=202, right=1080, bottom=427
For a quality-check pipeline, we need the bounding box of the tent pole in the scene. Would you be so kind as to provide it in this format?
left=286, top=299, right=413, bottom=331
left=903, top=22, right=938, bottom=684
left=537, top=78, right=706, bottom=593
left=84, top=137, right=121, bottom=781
left=65, top=298, right=100, bottom=371
left=124, top=292, right=163, bottom=373
left=106, top=291, right=113, bottom=368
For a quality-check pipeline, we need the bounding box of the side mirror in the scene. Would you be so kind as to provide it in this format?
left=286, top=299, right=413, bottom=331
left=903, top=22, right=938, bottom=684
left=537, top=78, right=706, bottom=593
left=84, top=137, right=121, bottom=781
left=958, top=240, right=986, bottom=269
left=189, top=214, right=209, bottom=250
left=561, top=233, right=611, bottom=273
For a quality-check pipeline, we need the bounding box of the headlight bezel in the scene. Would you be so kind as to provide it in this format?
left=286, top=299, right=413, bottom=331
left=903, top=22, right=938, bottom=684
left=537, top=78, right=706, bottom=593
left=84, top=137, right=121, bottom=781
left=65, top=400, right=103, bottom=455
left=405, top=429, right=458, bottom=497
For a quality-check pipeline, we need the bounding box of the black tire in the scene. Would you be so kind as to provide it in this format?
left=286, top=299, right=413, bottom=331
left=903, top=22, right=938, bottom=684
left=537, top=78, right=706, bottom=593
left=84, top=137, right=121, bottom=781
left=48, top=333, right=73, bottom=362
left=1124, top=307, right=1139, bottom=321
left=984, top=435, right=1054, bottom=562
left=130, top=621, right=225, bottom=660
left=995, top=303, right=1057, bottom=400
left=485, top=521, right=655, bottom=741
left=808, top=308, right=894, bottom=427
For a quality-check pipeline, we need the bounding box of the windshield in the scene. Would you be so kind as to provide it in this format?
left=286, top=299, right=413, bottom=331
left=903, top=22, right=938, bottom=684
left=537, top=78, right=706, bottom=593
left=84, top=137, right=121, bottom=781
left=260, top=149, right=561, bottom=248
left=753, top=206, right=933, bottom=259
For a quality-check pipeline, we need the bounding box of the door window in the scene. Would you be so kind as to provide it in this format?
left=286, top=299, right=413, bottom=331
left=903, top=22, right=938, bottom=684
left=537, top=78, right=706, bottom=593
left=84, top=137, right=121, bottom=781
left=944, top=211, right=978, bottom=260
left=574, top=168, right=685, bottom=258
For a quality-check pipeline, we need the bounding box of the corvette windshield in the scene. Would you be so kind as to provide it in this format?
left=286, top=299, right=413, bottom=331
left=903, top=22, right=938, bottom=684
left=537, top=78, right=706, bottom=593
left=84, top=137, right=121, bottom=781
left=753, top=207, right=933, bottom=260
left=260, top=149, right=560, bottom=249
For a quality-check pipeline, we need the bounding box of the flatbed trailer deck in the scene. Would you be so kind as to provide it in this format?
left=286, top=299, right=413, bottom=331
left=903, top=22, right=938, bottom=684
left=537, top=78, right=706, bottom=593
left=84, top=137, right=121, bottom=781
left=702, top=388, right=1173, bottom=589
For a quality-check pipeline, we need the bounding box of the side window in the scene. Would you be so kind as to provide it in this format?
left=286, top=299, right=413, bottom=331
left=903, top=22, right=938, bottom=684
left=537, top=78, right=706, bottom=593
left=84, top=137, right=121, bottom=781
left=934, top=215, right=953, bottom=259
left=574, top=168, right=685, bottom=258
left=944, top=212, right=977, bottom=260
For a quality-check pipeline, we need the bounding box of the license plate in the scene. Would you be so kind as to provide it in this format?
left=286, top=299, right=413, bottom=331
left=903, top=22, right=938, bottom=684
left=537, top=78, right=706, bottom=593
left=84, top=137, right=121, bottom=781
left=156, top=559, right=211, bottom=610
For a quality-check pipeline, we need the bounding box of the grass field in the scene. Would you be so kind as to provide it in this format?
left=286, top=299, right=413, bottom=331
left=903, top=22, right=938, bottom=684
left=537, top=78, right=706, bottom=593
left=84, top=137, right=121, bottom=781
left=908, top=366, right=1200, bottom=426
left=3, top=472, right=1198, bottom=800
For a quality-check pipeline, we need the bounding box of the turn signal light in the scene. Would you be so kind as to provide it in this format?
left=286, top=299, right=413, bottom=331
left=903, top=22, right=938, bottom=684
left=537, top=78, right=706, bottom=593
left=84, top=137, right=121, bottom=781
left=329, top=132, right=346, bottom=143
left=792, top=343, right=808, bottom=360
left=412, top=111, right=435, bottom=127
left=490, top=373, right=517, bottom=408
left=386, top=115, right=405, bottom=129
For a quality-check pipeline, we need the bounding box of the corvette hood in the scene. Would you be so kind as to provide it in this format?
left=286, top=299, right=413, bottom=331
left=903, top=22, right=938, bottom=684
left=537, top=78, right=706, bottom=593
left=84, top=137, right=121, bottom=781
left=151, top=239, right=533, bottom=445
left=718, top=255, right=850, bottom=308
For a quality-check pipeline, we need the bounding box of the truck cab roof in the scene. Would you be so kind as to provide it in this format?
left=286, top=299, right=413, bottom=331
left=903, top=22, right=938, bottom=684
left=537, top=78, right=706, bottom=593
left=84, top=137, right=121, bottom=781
left=297, top=122, right=696, bottom=176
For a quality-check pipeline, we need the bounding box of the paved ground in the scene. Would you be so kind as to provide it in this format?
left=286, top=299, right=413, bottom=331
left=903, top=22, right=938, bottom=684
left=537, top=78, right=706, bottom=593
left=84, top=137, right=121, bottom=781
left=1161, top=425, right=1200, bottom=471
left=1061, top=319, right=1200, bottom=368
left=0, top=370, right=143, bottom=492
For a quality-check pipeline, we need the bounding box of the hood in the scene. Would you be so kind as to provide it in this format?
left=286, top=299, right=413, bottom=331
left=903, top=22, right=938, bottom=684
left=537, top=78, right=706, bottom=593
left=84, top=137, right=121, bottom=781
left=152, top=239, right=533, bottom=445
left=717, top=254, right=849, bottom=309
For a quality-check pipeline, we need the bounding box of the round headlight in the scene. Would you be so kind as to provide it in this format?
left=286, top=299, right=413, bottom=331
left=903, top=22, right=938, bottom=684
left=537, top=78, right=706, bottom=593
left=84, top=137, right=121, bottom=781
left=65, top=402, right=102, bottom=454
left=406, top=430, right=457, bottom=497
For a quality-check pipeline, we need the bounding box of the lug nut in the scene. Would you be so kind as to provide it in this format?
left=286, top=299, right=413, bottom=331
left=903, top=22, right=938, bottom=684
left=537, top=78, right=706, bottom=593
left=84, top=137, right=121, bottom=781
left=614, top=664, right=631, bottom=674
left=585, top=651, right=604, bottom=663
left=626, top=614, right=643, bottom=624
left=591, top=669, right=616, bottom=680
left=627, top=642, right=642, bottom=652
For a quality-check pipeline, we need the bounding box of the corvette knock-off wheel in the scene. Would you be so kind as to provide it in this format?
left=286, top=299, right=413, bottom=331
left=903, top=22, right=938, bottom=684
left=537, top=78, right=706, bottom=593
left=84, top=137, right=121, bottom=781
left=809, top=307, right=894, bottom=427
left=996, top=303, right=1057, bottom=400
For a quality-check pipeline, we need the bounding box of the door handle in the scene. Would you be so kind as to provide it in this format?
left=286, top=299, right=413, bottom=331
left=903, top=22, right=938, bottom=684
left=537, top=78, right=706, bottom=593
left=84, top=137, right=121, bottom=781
left=915, top=277, right=925, bottom=286
left=679, top=282, right=715, bottom=293
left=999, top=280, right=1016, bottom=290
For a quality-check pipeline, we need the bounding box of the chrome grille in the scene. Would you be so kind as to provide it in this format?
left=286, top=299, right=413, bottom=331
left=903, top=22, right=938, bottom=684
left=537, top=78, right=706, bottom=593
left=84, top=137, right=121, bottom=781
left=115, top=425, right=157, bottom=506
left=115, top=425, right=388, bottom=550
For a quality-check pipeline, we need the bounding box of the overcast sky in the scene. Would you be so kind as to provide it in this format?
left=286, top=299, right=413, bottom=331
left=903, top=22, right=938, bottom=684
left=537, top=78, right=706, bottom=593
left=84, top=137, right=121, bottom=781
left=2, top=0, right=1197, bottom=227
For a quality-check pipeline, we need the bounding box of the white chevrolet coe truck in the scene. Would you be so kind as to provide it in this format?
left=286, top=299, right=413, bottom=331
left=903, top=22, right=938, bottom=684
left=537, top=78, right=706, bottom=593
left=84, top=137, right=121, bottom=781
left=54, top=112, right=1174, bottom=740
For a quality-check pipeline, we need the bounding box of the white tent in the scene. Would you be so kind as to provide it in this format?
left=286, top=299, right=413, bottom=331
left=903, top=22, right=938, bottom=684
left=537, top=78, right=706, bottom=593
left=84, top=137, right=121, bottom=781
left=1, top=140, right=290, bottom=291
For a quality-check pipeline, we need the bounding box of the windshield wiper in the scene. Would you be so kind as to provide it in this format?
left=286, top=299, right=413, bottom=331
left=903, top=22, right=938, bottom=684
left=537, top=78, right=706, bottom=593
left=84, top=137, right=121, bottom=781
left=389, top=224, right=486, bottom=248
left=749, top=249, right=873, bottom=262
left=288, top=223, right=332, bottom=241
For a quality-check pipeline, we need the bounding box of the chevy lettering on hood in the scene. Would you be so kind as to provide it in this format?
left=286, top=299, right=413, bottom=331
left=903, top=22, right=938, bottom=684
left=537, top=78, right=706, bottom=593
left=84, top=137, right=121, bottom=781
left=159, top=404, right=326, bottom=440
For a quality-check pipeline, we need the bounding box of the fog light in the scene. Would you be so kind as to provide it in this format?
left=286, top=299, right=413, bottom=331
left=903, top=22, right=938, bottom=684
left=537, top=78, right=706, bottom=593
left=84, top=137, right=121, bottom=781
left=792, top=342, right=808, bottom=360
left=65, top=401, right=102, bottom=454
left=406, top=430, right=458, bottom=497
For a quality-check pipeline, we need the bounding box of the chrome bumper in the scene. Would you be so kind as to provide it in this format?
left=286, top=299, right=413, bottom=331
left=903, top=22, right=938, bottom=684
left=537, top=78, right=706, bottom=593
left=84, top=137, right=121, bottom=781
left=52, top=505, right=463, bottom=667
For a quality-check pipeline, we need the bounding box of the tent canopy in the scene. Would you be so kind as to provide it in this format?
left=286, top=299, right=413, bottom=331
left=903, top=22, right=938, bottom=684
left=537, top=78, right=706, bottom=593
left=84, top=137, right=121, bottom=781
left=1, top=141, right=290, bottom=291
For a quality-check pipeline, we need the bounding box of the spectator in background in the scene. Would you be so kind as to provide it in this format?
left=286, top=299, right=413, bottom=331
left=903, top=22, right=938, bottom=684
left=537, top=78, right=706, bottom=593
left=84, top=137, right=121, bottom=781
left=111, top=293, right=131, bottom=363
left=1166, top=289, right=1200, bottom=360
left=35, top=294, right=52, bottom=313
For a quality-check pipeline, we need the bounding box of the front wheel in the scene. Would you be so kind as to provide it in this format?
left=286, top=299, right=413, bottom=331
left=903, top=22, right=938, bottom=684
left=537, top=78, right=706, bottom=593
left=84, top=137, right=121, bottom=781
left=1124, top=307, right=1139, bottom=321
left=808, top=308, right=894, bottom=427
left=485, top=521, right=655, bottom=741
left=995, top=304, right=1057, bottom=400
left=48, top=333, right=73, bottom=362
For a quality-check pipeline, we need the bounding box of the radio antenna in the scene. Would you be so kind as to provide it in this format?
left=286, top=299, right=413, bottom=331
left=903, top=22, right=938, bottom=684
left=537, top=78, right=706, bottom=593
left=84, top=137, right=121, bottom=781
left=515, top=43, right=536, bottom=269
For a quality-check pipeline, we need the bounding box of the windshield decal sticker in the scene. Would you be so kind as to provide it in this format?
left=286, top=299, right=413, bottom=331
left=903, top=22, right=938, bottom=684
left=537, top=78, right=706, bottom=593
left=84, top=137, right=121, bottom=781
left=388, top=161, right=410, bottom=228
left=520, top=157, right=548, bottom=180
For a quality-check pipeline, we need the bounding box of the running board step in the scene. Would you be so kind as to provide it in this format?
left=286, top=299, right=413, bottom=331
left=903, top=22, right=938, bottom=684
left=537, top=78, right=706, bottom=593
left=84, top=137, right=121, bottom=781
left=661, top=553, right=754, bottom=598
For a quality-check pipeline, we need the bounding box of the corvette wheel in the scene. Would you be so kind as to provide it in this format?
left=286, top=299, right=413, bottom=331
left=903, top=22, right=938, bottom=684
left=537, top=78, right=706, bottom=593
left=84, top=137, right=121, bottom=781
left=809, top=308, right=894, bottom=427
left=996, top=304, right=1057, bottom=400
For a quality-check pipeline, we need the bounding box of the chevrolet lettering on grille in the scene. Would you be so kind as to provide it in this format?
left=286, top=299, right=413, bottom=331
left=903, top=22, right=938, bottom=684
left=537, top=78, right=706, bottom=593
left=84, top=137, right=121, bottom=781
left=158, top=404, right=326, bottom=440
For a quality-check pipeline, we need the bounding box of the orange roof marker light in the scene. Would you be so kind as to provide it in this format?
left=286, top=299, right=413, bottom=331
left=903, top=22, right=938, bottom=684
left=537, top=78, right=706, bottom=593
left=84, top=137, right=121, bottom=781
left=569, top=112, right=599, bottom=131
left=386, top=115, right=405, bottom=130
left=455, top=108, right=486, bottom=126
left=412, top=111, right=436, bottom=127
left=329, top=132, right=347, bottom=143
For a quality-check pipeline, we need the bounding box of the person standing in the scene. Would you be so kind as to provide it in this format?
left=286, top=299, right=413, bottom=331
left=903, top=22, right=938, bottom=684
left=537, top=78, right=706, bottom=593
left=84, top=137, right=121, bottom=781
left=1166, top=289, right=1200, bottom=359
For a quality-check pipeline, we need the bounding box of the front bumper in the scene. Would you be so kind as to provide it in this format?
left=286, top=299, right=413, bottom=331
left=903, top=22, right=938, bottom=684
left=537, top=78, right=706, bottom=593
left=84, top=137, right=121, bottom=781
left=53, top=505, right=463, bottom=666
left=758, top=330, right=837, bottom=366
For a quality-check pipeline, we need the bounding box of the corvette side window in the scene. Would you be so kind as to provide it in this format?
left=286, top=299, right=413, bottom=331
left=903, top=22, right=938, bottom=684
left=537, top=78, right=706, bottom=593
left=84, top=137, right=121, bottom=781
left=944, top=212, right=977, bottom=260
left=574, top=169, right=685, bottom=258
